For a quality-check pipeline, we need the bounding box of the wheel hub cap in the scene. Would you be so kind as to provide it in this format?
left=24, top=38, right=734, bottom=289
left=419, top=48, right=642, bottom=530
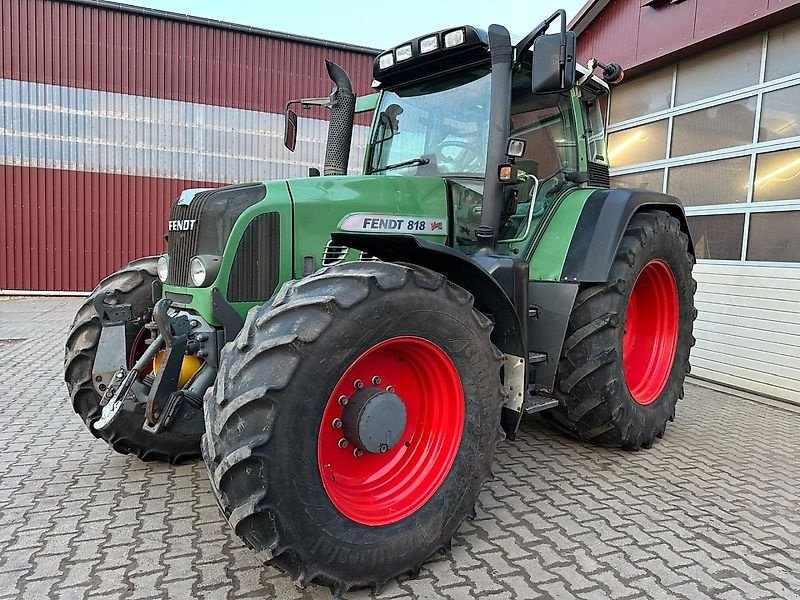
left=342, top=386, right=407, bottom=454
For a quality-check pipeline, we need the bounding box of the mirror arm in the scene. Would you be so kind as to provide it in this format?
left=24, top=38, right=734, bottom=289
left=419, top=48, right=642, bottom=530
left=514, top=8, right=567, bottom=63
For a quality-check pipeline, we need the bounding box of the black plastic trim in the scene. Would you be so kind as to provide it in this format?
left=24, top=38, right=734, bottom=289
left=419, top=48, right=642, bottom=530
left=527, top=281, right=578, bottom=394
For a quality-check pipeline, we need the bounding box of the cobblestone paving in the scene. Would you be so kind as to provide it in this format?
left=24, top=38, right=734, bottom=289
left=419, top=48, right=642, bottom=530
left=1, top=296, right=799, bottom=600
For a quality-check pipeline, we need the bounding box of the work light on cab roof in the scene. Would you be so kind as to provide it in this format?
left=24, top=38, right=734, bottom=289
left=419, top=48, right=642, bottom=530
left=372, top=26, right=487, bottom=87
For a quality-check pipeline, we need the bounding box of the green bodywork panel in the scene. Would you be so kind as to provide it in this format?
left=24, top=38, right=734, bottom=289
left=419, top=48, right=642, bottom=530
left=289, top=175, right=450, bottom=276
left=163, top=175, right=450, bottom=324
left=526, top=188, right=595, bottom=281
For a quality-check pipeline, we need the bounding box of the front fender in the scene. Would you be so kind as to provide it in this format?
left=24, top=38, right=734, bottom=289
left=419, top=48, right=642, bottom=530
left=331, top=232, right=525, bottom=358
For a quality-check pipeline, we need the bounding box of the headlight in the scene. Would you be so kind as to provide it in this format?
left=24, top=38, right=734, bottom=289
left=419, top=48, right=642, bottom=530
left=188, top=255, right=221, bottom=287
left=157, top=254, right=169, bottom=283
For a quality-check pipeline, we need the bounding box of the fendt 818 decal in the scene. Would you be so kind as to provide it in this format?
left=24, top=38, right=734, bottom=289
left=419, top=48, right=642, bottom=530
left=339, top=213, right=448, bottom=235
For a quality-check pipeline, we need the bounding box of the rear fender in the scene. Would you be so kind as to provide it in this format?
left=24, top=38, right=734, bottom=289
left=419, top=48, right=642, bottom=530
left=561, top=188, right=694, bottom=283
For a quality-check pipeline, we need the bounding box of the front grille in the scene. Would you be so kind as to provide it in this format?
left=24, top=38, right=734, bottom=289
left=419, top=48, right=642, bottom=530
left=167, top=191, right=213, bottom=287
left=166, top=183, right=266, bottom=287
left=588, top=161, right=611, bottom=188
left=228, top=213, right=280, bottom=302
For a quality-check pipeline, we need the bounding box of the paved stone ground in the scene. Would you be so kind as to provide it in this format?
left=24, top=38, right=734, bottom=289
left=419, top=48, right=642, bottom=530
left=1, top=296, right=799, bottom=600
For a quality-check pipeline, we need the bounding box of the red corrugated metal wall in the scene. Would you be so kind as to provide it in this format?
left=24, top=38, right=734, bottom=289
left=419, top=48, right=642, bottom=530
left=0, top=0, right=376, bottom=292
left=576, top=0, right=800, bottom=72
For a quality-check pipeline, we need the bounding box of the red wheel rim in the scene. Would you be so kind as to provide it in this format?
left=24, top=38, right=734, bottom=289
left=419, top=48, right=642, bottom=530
left=623, top=259, right=679, bottom=405
left=317, top=336, right=464, bottom=526
left=129, top=326, right=154, bottom=377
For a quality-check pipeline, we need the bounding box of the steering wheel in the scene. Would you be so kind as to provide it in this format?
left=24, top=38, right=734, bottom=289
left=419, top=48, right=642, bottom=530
left=436, top=140, right=484, bottom=173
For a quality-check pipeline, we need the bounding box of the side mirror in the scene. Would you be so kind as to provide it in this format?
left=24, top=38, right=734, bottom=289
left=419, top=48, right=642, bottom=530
left=284, top=108, right=298, bottom=152
left=532, top=31, right=577, bottom=94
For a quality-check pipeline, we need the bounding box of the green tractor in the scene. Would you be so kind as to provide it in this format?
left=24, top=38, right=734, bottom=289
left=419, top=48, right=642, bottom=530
left=65, top=10, right=695, bottom=595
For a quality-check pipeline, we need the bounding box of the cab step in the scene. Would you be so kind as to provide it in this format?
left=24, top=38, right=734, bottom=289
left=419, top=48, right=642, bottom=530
left=523, top=395, right=559, bottom=414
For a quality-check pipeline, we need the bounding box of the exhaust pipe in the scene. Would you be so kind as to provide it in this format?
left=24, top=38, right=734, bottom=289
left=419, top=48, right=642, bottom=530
left=323, top=61, right=356, bottom=176
left=477, top=25, right=513, bottom=251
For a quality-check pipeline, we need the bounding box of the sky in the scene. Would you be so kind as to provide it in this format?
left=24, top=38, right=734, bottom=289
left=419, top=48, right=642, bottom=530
left=117, top=0, right=588, bottom=49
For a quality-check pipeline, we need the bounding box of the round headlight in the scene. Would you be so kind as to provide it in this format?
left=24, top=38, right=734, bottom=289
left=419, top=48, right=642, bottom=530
left=157, top=254, right=169, bottom=283
left=189, top=256, right=207, bottom=287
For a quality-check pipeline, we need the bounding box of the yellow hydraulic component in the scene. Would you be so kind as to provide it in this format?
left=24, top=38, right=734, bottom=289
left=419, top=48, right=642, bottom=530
left=152, top=351, right=203, bottom=388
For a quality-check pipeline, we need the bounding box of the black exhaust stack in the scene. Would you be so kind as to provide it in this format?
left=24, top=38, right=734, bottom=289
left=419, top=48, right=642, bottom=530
left=323, top=60, right=356, bottom=176
left=477, top=25, right=513, bottom=251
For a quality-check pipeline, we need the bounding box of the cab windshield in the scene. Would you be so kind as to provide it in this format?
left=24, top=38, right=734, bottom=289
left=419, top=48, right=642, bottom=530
left=367, top=69, right=491, bottom=177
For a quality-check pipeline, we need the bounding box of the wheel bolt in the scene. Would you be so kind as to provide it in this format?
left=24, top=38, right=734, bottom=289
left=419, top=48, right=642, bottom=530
left=338, top=395, right=348, bottom=406
left=372, top=375, right=381, bottom=385
left=338, top=438, right=348, bottom=449
left=353, top=448, right=363, bottom=458
left=332, top=418, right=342, bottom=429
left=354, top=379, right=363, bottom=389
left=379, top=444, right=389, bottom=453
left=386, top=385, right=394, bottom=392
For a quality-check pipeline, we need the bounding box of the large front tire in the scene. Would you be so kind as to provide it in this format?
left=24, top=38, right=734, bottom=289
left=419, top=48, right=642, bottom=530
left=202, top=262, right=504, bottom=595
left=64, top=258, right=202, bottom=463
left=546, top=210, right=696, bottom=450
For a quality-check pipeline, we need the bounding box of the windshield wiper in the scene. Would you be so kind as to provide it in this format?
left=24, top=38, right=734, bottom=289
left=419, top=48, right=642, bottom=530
left=371, top=157, right=430, bottom=174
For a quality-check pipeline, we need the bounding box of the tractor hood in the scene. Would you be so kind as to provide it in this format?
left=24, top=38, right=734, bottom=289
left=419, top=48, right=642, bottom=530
left=286, top=175, right=452, bottom=275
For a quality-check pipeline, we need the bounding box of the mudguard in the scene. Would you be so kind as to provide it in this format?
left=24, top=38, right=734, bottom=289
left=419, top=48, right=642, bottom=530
left=561, top=187, right=694, bottom=283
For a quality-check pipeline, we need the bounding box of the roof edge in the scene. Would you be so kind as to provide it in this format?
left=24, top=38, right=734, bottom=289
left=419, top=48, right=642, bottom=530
left=569, top=0, right=613, bottom=35
left=68, top=0, right=381, bottom=56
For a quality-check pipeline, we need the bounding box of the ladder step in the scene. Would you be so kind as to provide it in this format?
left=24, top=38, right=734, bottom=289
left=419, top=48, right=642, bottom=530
left=523, top=395, right=559, bottom=414
left=528, top=352, right=547, bottom=364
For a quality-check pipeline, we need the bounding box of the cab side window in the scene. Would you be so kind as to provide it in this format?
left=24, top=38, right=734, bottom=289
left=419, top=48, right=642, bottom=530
left=583, top=91, right=609, bottom=165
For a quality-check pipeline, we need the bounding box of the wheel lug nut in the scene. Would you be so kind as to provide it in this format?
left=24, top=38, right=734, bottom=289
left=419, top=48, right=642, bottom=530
left=338, top=438, right=348, bottom=449
left=353, top=448, right=363, bottom=458
left=338, top=395, right=348, bottom=406
left=372, top=375, right=381, bottom=385
left=386, top=385, right=394, bottom=392
left=332, top=418, right=343, bottom=429
left=379, top=444, right=389, bottom=453
left=354, top=379, right=363, bottom=389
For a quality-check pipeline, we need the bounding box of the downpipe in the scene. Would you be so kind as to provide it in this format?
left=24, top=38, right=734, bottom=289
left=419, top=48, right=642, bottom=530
left=323, top=60, right=356, bottom=176
left=477, top=25, right=513, bottom=253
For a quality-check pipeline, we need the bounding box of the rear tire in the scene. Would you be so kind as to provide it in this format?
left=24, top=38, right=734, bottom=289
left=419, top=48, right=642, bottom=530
left=64, top=257, right=202, bottom=463
left=202, top=262, right=504, bottom=595
left=546, top=210, right=696, bottom=450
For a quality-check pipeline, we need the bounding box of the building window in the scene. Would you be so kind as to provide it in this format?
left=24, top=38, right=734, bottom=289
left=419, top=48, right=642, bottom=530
left=687, top=214, right=745, bottom=260
left=671, top=97, right=757, bottom=157
left=674, top=35, right=762, bottom=106
left=609, top=67, right=672, bottom=124
left=607, top=17, right=800, bottom=265
left=747, top=211, right=800, bottom=262
left=667, top=157, right=751, bottom=207
left=607, top=120, right=668, bottom=167
left=753, top=148, right=800, bottom=203
left=759, top=85, right=800, bottom=142
left=766, top=21, right=800, bottom=81
left=611, top=169, right=664, bottom=191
